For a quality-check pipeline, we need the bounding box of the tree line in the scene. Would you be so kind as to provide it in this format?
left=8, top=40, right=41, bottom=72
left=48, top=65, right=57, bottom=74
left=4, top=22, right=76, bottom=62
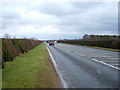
left=58, top=34, right=120, bottom=50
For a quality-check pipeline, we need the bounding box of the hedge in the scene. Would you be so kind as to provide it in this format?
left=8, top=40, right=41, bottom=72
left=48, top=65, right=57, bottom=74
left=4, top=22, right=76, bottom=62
left=58, top=39, right=120, bottom=49
left=2, top=39, right=42, bottom=68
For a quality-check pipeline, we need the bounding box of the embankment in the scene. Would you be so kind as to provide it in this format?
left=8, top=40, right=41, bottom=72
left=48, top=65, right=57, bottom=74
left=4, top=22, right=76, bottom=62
left=2, top=39, right=42, bottom=68
left=2, top=43, right=61, bottom=88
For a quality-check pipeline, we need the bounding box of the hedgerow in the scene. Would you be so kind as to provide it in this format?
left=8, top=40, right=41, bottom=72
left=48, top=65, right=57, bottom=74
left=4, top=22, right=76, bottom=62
left=58, top=39, right=120, bottom=49
left=2, top=39, right=42, bottom=68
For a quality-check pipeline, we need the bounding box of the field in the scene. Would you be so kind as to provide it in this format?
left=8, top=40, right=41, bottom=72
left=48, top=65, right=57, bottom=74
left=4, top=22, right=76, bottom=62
left=2, top=43, right=60, bottom=88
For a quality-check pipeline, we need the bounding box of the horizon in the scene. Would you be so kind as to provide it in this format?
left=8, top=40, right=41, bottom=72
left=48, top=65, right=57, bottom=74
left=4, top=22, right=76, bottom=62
left=1, top=34, right=120, bottom=41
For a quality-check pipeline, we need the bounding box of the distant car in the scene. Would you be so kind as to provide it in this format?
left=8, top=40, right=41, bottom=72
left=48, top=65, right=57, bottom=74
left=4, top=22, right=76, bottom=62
left=46, top=41, right=49, bottom=43
left=54, top=40, right=57, bottom=44
left=49, top=41, right=54, bottom=46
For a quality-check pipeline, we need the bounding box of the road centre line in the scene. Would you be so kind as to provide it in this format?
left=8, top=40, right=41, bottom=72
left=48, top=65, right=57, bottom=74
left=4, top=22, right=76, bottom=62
left=75, top=52, right=84, bottom=56
left=75, top=52, right=81, bottom=55
left=57, top=45, right=120, bottom=70
left=81, top=55, right=85, bottom=56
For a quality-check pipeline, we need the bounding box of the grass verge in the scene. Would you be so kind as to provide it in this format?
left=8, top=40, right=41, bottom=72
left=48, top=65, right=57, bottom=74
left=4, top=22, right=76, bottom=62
left=0, top=69, right=2, bottom=89
left=63, top=43, right=120, bottom=52
left=2, top=43, right=61, bottom=88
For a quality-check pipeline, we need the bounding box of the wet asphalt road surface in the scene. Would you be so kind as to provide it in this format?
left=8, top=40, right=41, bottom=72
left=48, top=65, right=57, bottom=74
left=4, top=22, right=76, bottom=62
left=47, top=43, right=119, bottom=88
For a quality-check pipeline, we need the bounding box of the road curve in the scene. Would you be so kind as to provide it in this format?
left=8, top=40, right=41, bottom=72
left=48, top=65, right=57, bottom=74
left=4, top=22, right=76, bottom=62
left=47, top=43, right=119, bottom=88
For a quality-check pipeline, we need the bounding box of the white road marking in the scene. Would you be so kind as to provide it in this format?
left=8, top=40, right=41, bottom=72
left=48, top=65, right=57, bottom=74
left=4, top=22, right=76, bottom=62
left=102, top=56, right=111, bottom=57
left=103, top=61, right=118, bottom=62
left=46, top=46, right=68, bottom=88
left=75, top=52, right=85, bottom=56
left=58, top=44, right=120, bottom=70
left=93, top=56, right=111, bottom=57
left=100, top=58, right=119, bottom=59
left=110, top=58, right=119, bottom=59
left=92, top=59, right=120, bottom=70
left=75, top=52, right=82, bottom=56
left=46, top=45, right=74, bottom=88
left=111, top=64, right=120, bottom=65
left=68, top=50, right=71, bottom=52
left=75, top=51, right=120, bottom=70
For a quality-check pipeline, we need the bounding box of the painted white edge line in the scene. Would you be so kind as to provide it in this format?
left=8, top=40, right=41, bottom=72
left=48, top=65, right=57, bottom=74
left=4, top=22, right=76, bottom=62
left=46, top=45, right=69, bottom=88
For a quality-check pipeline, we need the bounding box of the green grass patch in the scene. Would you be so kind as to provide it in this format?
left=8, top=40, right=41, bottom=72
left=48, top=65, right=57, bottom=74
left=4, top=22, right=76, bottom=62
left=0, top=69, right=2, bottom=89
left=63, top=43, right=120, bottom=52
left=2, top=43, right=60, bottom=88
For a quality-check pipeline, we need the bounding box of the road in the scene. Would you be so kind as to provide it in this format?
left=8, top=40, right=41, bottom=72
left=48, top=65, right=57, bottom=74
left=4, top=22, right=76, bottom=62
left=47, top=43, right=119, bottom=88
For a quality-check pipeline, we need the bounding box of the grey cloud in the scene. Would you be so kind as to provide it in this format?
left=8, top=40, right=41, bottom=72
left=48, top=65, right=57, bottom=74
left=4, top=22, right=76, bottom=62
left=2, top=3, right=21, bottom=19
left=30, top=2, right=80, bottom=16
left=1, top=1, right=118, bottom=39
left=53, top=2, right=118, bottom=34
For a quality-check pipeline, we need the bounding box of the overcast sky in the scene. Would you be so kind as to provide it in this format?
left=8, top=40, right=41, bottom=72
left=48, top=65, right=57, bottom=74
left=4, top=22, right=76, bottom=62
left=1, top=1, right=118, bottom=40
